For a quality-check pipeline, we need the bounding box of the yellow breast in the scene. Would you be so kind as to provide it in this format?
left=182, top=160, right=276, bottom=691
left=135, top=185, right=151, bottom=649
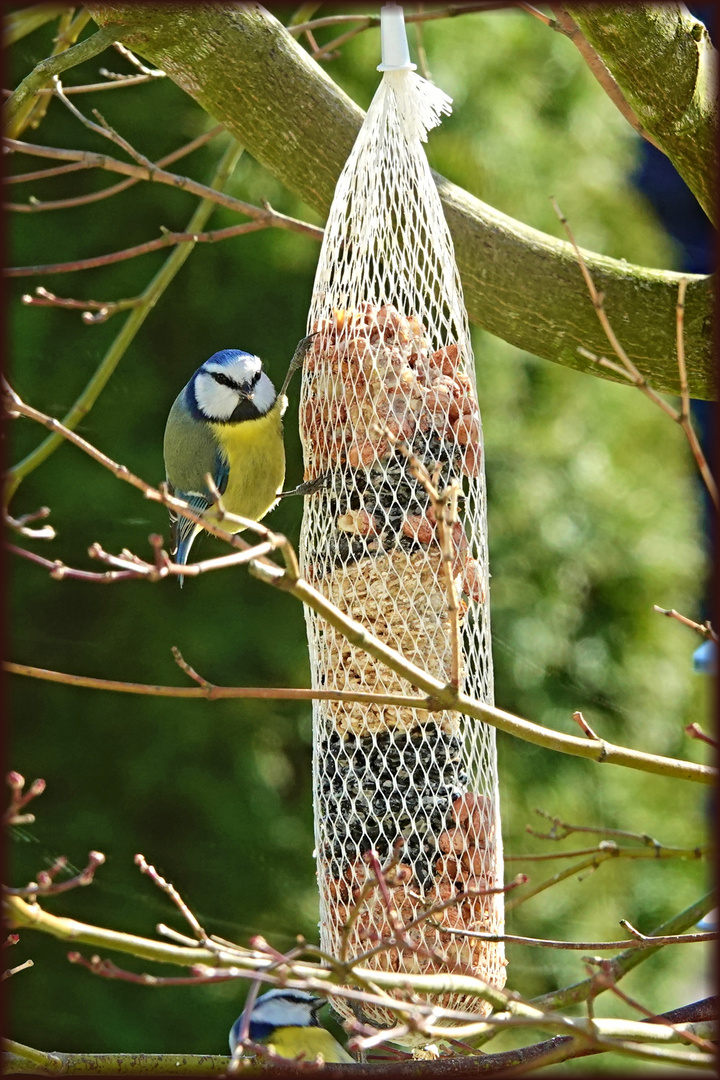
left=266, top=1026, right=354, bottom=1064
left=210, top=404, right=285, bottom=528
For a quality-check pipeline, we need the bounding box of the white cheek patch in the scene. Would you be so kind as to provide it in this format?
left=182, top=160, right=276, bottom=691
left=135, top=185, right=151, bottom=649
left=252, top=373, right=277, bottom=415
left=194, top=371, right=238, bottom=420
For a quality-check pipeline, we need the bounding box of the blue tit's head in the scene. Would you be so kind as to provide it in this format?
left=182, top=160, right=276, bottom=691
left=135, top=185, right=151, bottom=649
left=229, top=989, right=323, bottom=1051
left=186, top=350, right=278, bottom=425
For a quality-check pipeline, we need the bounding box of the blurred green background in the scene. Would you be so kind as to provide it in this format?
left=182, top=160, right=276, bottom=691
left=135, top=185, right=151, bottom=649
left=6, top=4, right=712, bottom=1070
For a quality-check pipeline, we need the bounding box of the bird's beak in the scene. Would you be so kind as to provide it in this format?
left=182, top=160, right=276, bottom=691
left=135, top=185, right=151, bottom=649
left=310, top=996, right=326, bottom=1014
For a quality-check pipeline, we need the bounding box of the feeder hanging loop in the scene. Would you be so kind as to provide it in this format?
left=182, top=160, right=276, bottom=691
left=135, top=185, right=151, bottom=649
left=377, top=1, right=417, bottom=72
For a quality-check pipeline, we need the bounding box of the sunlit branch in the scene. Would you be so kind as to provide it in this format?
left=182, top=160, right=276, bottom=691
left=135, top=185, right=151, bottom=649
left=547, top=5, right=662, bottom=149
left=6, top=7, right=92, bottom=137
left=433, top=926, right=716, bottom=950
left=3, top=387, right=716, bottom=786
left=552, top=198, right=718, bottom=510
left=654, top=605, right=717, bottom=642
left=7, top=124, right=224, bottom=214
left=4, top=26, right=116, bottom=139
left=5, top=138, right=245, bottom=504
left=4, top=138, right=323, bottom=245
left=529, top=891, right=716, bottom=1012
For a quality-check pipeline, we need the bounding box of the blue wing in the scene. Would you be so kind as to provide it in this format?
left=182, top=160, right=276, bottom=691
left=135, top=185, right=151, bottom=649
left=169, top=451, right=230, bottom=581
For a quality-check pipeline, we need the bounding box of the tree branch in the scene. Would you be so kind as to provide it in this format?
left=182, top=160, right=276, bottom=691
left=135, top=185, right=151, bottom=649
left=4, top=137, right=245, bottom=504
left=82, top=2, right=715, bottom=399
left=5, top=388, right=716, bottom=787
left=548, top=5, right=662, bottom=150
left=3, top=26, right=118, bottom=138
left=564, top=3, right=717, bottom=227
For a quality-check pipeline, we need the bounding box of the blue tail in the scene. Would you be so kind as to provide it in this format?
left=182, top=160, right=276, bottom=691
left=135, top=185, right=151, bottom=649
left=175, top=526, right=201, bottom=588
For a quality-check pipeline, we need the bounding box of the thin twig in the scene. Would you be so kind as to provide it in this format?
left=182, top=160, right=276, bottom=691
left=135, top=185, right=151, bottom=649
left=3, top=505, right=55, bottom=539
left=3, top=772, right=46, bottom=827
left=505, top=841, right=709, bottom=912
left=572, top=711, right=599, bottom=740
left=134, top=855, right=208, bottom=943
left=526, top=809, right=686, bottom=849
left=8, top=124, right=224, bottom=213
left=674, top=278, right=718, bottom=504
left=586, top=959, right=716, bottom=1052
left=653, top=605, right=718, bottom=642
left=4, top=73, right=164, bottom=95
left=1, top=959, right=34, bottom=980
left=4, top=851, right=105, bottom=898
left=514, top=1, right=553, bottom=26
left=4, top=138, right=323, bottom=244
left=21, top=286, right=142, bottom=324
left=552, top=199, right=718, bottom=510
left=5, top=137, right=244, bottom=504
left=505, top=841, right=708, bottom=862
left=685, top=723, right=719, bottom=749
left=288, top=3, right=507, bottom=38
left=6, top=7, right=92, bottom=137
left=3, top=659, right=433, bottom=710
left=6, top=219, right=274, bottom=277
left=433, top=926, right=717, bottom=950
left=5, top=160, right=88, bottom=184
left=3, top=26, right=117, bottom=139
left=4, top=389, right=716, bottom=785
left=111, top=41, right=165, bottom=77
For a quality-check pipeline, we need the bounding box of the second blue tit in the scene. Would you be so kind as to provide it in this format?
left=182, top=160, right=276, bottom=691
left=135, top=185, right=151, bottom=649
left=229, top=988, right=354, bottom=1064
left=163, top=336, right=313, bottom=579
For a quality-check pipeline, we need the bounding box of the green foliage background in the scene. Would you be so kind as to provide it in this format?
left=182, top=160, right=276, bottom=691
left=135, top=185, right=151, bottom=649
left=6, top=5, right=711, bottom=1070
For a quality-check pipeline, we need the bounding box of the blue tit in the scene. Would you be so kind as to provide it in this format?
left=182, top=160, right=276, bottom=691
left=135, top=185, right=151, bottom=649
left=163, top=336, right=314, bottom=582
left=229, top=988, right=354, bottom=1065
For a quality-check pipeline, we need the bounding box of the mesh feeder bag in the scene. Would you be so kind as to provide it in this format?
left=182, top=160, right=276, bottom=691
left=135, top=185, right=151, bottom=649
left=299, top=4, right=506, bottom=1037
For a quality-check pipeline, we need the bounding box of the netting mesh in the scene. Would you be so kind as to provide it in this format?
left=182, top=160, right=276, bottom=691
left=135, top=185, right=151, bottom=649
left=299, top=70, right=505, bottom=1036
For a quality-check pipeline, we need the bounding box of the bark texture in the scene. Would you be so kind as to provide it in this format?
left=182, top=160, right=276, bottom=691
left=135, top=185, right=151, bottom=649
left=565, top=3, right=717, bottom=227
left=84, top=3, right=715, bottom=399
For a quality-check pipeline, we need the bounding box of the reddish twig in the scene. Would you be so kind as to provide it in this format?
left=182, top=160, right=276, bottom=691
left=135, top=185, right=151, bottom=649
left=654, top=605, right=718, bottom=642
left=552, top=200, right=718, bottom=510
left=572, top=711, right=600, bottom=740
left=4, top=139, right=323, bottom=247
left=21, top=286, right=142, bottom=325
left=67, top=952, right=214, bottom=985
left=3, top=851, right=105, bottom=898
left=3, top=658, right=432, bottom=710
left=134, top=854, right=209, bottom=943
left=171, top=647, right=213, bottom=690
left=3, top=504, right=55, bottom=539
left=527, top=808, right=665, bottom=848
left=3, top=772, right=46, bottom=826
left=6, top=219, right=270, bottom=277
left=585, top=958, right=716, bottom=1052
left=8, top=124, right=224, bottom=213
left=685, top=723, right=718, bottom=749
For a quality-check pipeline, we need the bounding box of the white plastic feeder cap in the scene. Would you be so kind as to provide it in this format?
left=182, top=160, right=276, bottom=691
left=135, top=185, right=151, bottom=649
left=377, top=2, right=417, bottom=72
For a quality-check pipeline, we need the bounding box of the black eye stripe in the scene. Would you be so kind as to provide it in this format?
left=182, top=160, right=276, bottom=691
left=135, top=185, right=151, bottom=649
left=209, top=368, right=262, bottom=391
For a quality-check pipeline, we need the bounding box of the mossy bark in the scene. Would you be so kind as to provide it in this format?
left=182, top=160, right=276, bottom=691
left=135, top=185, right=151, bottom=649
left=85, top=3, right=715, bottom=399
left=565, top=3, right=717, bottom=227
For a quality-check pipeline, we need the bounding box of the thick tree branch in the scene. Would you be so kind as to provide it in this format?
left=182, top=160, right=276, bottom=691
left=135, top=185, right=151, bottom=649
left=548, top=5, right=662, bottom=149
left=3, top=27, right=117, bottom=138
left=564, top=3, right=717, bottom=228
left=83, top=3, right=715, bottom=399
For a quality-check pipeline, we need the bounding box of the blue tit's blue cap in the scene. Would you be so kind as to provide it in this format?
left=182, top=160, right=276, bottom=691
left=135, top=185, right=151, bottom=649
left=696, top=909, right=717, bottom=932
left=692, top=639, right=716, bottom=675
